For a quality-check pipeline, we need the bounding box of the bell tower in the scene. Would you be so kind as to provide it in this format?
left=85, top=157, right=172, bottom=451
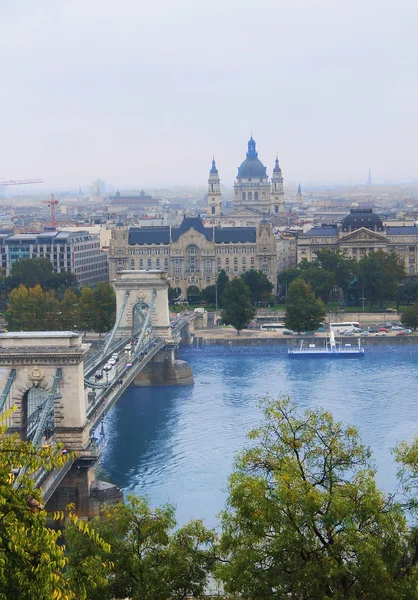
left=207, top=158, right=222, bottom=219
left=271, top=156, right=284, bottom=214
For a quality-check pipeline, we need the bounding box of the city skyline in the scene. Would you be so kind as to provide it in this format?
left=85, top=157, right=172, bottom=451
left=1, top=0, right=418, bottom=187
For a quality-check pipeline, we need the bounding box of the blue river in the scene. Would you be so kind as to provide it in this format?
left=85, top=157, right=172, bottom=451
left=98, top=345, right=418, bottom=527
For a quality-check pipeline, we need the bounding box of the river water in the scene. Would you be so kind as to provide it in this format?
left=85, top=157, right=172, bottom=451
left=98, top=345, right=418, bottom=527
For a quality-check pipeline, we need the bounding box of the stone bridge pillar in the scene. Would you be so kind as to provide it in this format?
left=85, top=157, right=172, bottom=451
left=0, top=332, right=90, bottom=450
left=113, top=270, right=171, bottom=340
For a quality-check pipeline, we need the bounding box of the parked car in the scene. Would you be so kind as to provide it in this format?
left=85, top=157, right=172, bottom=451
left=103, top=363, right=112, bottom=372
left=379, top=328, right=389, bottom=333
left=317, top=327, right=325, bottom=332
left=108, top=358, right=116, bottom=366
left=343, top=331, right=353, bottom=336
left=360, top=331, right=370, bottom=336
left=282, top=329, right=294, bottom=335
left=95, top=370, right=103, bottom=380
left=386, top=308, right=397, bottom=313
left=391, top=326, right=404, bottom=331
left=396, top=331, right=408, bottom=336
left=403, top=329, right=413, bottom=334
left=111, top=353, right=119, bottom=362
left=368, top=328, right=379, bottom=333
left=374, top=332, right=387, bottom=336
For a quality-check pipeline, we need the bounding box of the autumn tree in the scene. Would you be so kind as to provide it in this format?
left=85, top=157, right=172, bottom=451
left=221, top=278, right=255, bottom=335
left=218, top=397, right=418, bottom=600
left=76, top=287, right=97, bottom=331
left=60, top=288, right=79, bottom=330
left=0, top=410, right=109, bottom=600
left=65, top=496, right=216, bottom=600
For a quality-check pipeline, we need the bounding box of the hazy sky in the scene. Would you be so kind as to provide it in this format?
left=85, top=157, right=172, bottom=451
left=1, top=0, right=418, bottom=189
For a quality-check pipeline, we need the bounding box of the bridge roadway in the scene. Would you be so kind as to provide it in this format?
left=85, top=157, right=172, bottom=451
left=39, top=315, right=193, bottom=503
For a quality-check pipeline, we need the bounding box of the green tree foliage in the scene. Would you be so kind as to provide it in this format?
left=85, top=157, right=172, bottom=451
left=240, top=269, right=273, bottom=305
left=0, top=410, right=109, bottom=600
left=6, top=283, right=115, bottom=333
left=277, top=267, right=300, bottom=298
left=298, top=259, right=335, bottom=301
left=396, top=277, right=418, bottom=308
left=216, top=269, right=229, bottom=308
left=358, top=250, right=405, bottom=309
left=401, top=304, right=418, bottom=330
left=218, top=397, right=418, bottom=600
left=221, top=278, right=255, bottom=335
left=65, top=496, right=216, bottom=600
left=314, top=248, right=358, bottom=291
left=92, top=282, right=116, bottom=334
left=6, top=258, right=77, bottom=294
left=200, top=284, right=217, bottom=305
left=284, top=278, right=326, bottom=332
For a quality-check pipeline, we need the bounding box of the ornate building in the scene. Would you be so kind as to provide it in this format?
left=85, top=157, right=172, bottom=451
left=207, top=137, right=284, bottom=223
left=109, top=216, right=277, bottom=295
left=297, top=209, right=418, bottom=274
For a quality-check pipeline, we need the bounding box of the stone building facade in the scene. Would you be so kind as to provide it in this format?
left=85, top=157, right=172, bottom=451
left=297, top=209, right=418, bottom=274
left=109, top=217, right=277, bottom=295
left=207, top=137, right=285, bottom=223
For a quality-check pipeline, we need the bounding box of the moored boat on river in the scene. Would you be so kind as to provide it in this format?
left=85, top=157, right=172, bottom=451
left=288, top=327, right=365, bottom=357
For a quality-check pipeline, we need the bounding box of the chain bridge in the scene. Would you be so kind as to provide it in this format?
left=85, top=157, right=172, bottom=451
left=0, top=271, right=195, bottom=516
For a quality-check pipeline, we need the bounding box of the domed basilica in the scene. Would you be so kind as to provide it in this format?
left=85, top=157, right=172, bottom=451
left=207, top=136, right=284, bottom=223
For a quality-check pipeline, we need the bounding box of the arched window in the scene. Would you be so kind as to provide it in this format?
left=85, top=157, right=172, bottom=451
left=234, top=257, right=238, bottom=265
left=409, top=265, right=415, bottom=274
left=226, top=257, right=229, bottom=265
left=211, top=206, right=215, bottom=214
left=275, top=205, right=279, bottom=214
left=139, top=259, right=143, bottom=268
left=130, top=259, right=135, bottom=270
left=248, top=192, right=252, bottom=201
left=164, top=259, right=168, bottom=269
left=188, top=245, right=197, bottom=255
left=251, top=257, right=255, bottom=266
left=254, top=192, right=258, bottom=201
left=156, top=258, right=160, bottom=268
left=211, top=183, right=214, bottom=192
left=242, top=257, right=246, bottom=264
left=147, top=258, right=152, bottom=268
left=242, top=192, right=246, bottom=201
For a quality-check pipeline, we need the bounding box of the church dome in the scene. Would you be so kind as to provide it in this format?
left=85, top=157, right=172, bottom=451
left=341, top=209, right=384, bottom=232
left=237, top=136, right=267, bottom=179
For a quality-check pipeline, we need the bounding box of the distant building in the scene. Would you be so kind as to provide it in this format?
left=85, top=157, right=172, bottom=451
left=109, top=216, right=277, bottom=295
left=107, top=190, right=163, bottom=214
left=0, top=231, right=108, bottom=286
left=298, top=208, right=418, bottom=274
left=206, top=137, right=285, bottom=224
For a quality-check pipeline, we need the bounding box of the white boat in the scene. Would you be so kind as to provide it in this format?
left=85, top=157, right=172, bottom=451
left=288, top=327, right=365, bottom=357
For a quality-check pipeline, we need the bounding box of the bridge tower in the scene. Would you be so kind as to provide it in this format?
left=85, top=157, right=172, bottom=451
left=0, top=332, right=90, bottom=449
left=113, top=270, right=172, bottom=339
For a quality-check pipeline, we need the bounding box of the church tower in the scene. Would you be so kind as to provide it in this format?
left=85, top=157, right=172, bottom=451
left=296, top=182, right=303, bottom=203
left=270, top=157, right=284, bottom=214
left=207, top=158, right=222, bottom=218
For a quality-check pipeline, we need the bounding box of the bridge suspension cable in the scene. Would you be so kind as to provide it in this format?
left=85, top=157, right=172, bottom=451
left=0, top=369, right=16, bottom=412
left=132, top=291, right=156, bottom=359
left=101, top=290, right=130, bottom=357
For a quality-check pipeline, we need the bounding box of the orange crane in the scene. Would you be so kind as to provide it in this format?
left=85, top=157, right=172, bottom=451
left=0, top=178, right=43, bottom=186
left=42, top=194, right=59, bottom=228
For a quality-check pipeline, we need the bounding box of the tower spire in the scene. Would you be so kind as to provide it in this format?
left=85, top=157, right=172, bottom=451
left=367, top=169, right=372, bottom=185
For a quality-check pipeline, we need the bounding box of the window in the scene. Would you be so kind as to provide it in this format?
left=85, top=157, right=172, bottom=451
left=164, top=259, right=168, bottom=268
left=147, top=259, right=152, bottom=268
left=254, top=191, right=258, bottom=200
left=250, top=258, right=255, bottom=266
left=409, top=246, right=416, bottom=252
left=248, top=192, right=252, bottom=201
left=188, top=246, right=197, bottom=255
left=156, top=258, right=160, bottom=268
left=275, top=205, right=278, bottom=214
left=211, top=206, right=215, bottom=214
left=225, top=257, right=229, bottom=265
left=130, top=259, right=135, bottom=269
left=234, top=257, right=238, bottom=265
left=217, top=257, right=221, bottom=264
left=205, top=277, right=211, bottom=284
left=242, top=257, right=246, bottom=264
left=242, top=192, right=246, bottom=201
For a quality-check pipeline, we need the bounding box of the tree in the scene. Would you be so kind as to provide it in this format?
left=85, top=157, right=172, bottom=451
left=218, top=397, right=418, bottom=600
left=200, top=284, right=216, bottom=305
left=240, top=269, right=273, bottom=305
left=221, top=278, right=255, bottom=335
left=60, top=288, right=79, bottom=329
left=277, top=268, right=299, bottom=298
left=65, top=496, right=216, bottom=600
left=216, top=269, right=229, bottom=308
left=77, top=287, right=96, bottom=331
left=314, top=248, right=358, bottom=293
left=358, top=251, right=405, bottom=309
left=396, top=277, right=418, bottom=309
left=284, top=278, right=325, bottom=332
left=7, top=257, right=53, bottom=290
left=401, top=304, right=418, bottom=330
left=298, top=260, right=335, bottom=301
left=6, top=284, right=49, bottom=331
left=0, top=410, right=109, bottom=599
left=92, top=282, right=116, bottom=334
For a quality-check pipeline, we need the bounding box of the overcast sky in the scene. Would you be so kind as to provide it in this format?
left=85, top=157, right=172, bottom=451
left=1, top=0, right=418, bottom=189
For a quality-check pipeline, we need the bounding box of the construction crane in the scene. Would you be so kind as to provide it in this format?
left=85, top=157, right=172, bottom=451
left=0, top=178, right=43, bottom=187
left=42, top=194, right=59, bottom=228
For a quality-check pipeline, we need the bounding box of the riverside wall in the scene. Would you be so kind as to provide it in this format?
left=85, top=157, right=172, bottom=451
left=191, top=334, right=418, bottom=347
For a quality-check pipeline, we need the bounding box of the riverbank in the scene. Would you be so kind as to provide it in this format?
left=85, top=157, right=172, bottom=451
left=191, top=329, right=418, bottom=346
